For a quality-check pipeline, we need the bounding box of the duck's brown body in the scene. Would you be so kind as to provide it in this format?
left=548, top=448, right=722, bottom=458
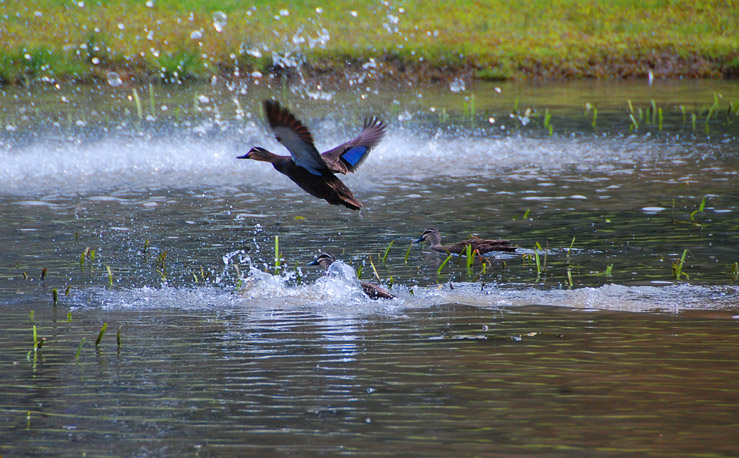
left=238, top=100, right=385, bottom=210
left=309, top=252, right=395, bottom=300
left=415, top=228, right=517, bottom=254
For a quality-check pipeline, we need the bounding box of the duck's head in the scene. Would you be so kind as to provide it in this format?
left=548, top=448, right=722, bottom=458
left=414, top=228, right=439, bottom=243
left=307, top=252, right=337, bottom=269
left=237, top=147, right=271, bottom=162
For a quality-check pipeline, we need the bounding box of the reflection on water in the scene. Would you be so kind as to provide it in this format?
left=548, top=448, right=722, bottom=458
left=0, top=80, right=738, bottom=455
left=1, top=303, right=738, bottom=456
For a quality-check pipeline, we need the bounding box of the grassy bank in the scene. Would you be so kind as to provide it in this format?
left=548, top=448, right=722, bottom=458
left=2, top=0, right=738, bottom=85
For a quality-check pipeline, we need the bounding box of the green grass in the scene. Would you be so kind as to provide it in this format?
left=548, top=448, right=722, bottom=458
left=2, top=0, right=738, bottom=84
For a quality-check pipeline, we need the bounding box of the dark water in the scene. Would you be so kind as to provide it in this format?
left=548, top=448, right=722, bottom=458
left=1, top=79, right=738, bottom=455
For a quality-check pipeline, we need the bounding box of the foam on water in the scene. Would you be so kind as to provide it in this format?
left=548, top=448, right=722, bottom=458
left=0, top=127, right=695, bottom=197
left=64, top=269, right=739, bottom=316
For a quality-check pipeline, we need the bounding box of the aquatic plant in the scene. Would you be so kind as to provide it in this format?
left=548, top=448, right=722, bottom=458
left=567, top=268, right=574, bottom=288
left=369, top=255, right=381, bottom=282
left=106, top=265, right=113, bottom=286
left=132, top=88, right=143, bottom=121
left=52, top=288, right=58, bottom=305
left=95, top=323, right=108, bottom=347
left=732, top=262, right=738, bottom=281
left=75, top=338, right=85, bottom=363
left=67, top=312, right=72, bottom=323
left=605, top=263, right=614, bottom=277
left=690, top=196, right=706, bottom=221
left=156, top=251, right=168, bottom=281
left=382, top=240, right=394, bottom=263
left=274, top=235, right=281, bottom=273
left=437, top=253, right=453, bottom=276
left=117, top=326, right=122, bottom=348
left=672, top=249, right=689, bottom=280
left=465, top=243, right=474, bottom=268
left=404, top=242, right=412, bottom=264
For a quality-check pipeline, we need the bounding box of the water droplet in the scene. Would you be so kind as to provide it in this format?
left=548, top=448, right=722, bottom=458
left=6, top=124, right=17, bottom=132
left=279, top=9, right=289, bottom=16
left=24, top=53, right=31, bottom=61
left=107, top=72, right=123, bottom=86
left=488, top=117, right=495, bottom=124
left=350, top=10, right=358, bottom=17
left=91, top=57, right=100, bottom=65
left=145, top=0, right=154, bottom=6
left=190, top=30, right=203, bottom=40
left=197, top=95, right=210, bottom=104
left=117, top=23, right=125, bottom=30
left=251, top=71, right=263, bottom=78
left=212, top=11, right=227, bottom=32
left=34, top=11, right=43, bottom=17
left=246, top=48, right=262, bottom=58
left=449, top=77, right=465, bottom=93
left=77, top=1, right=84, bottom=7
left=147, top=30, right=154, bottom=40
left=494, top=87, right=502, bottom=93
left=75, top=120, right=86, bottom=127
left=315, top=7, right=323, bottom=14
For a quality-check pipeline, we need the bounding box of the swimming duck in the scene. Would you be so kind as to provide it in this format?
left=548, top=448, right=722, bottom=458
left=308, top=252, right=395, bottom=300
left=237, top=99, right=386, bottom=210
left=414, top=228, right=517, bottom=254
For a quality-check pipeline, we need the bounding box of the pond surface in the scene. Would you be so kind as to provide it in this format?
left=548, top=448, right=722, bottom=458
left=1, top=79, right=738, bottom=456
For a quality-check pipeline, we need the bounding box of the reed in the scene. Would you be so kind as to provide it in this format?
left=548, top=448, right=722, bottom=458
left=117, top=326, right=122, bottom=348
left=156, top=251, right=168, bottom=280
left=106, top=265, right=113, bottom=286
left=567, top=268, right=574, bottom=288
left=543, top=108, right=551, bottom=129
left=658, top=107, right=663, bottom=131
left=52, top=288, right=58, bottom=305
left=605, top=263, right=614, bottom=277
left=732, top=261, right=738, bottom=280
left=29, top=310, right=34, bottom=322
left=67, top=312, right=72, bottom=323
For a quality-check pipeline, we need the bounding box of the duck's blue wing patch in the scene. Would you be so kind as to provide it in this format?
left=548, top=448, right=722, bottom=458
left=341, top=146, right=368, bottom=167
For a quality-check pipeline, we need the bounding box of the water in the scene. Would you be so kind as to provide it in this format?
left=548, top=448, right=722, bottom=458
left=1, top=80, right=738, bottom=455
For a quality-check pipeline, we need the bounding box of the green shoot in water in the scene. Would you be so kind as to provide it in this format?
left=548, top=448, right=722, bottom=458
left=691, top=113, right=697, bottom=131
left=592, top=106, right=598, bottom=128
left=156, top=251, right=168, bottom=281
left=404, top=242, right=412, bottom=264
left=132, top=88, right=142, bottom=120
left=658, top=107, right=663, bottom=131
left=629, top=114, right=639, bottom=132
left=543, top=108, right=551, bottom=129
left=732, top=262, right=738, bottom=280
left=117, top=326, right=122, bottom=348
left=567, top=236, right=576, bottom=258
left=567, top=269, right=574, bottom=288
left=513, top=208, right=530, bottom=221
left=274, top=236, right=281, bottom=272
left=148, top=83, right=155, bottom=115
left=672, top=249, right=689, bottom=280
left=80, top=247, right=90, bottom=269
left=605, top=264, right=614, bottom=277
left=106, top=265, right=113, bottom=286
left=75, top=338, right=85, bottom=362
left=52, top=288, right=58, bottom=305
left=32, top=325, right=38, bottom=350
left=356, top=264, right=363, bottom=279
left=95, top=323, right=108, bottom=347
left=67, top=312, right=72, bottom=323
left=627, top=98, right=635, bottom=116
left=29, top=310, right=34, bottom=322
left=382, top=240, right=394, bottom=263
left=680, top=105, right=686, bottom=124
left=650, top=99, right=657, bottom=124
left=437, top=254, right=453, bottom=276
left=65, top=285, right=71, bottom=296
left=465, top=244, right=474, bottom=268
left=690, top=196, right=706, bottom=221
left=369, top=255, right=381, bottom=282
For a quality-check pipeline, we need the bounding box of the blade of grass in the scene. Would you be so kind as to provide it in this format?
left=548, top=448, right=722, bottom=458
left=382, top=240, right=394, bottom=263
left=437, top=253, right=453, bottom=276
left=95, top=323, right=108, bottom=347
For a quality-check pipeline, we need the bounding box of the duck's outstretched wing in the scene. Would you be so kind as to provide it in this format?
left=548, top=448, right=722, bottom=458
left=263, top=99, right=328, bottom=176
left=321, top=117, right=386, bottom=174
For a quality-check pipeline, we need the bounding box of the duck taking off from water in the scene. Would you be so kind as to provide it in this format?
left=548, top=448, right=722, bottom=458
left=237, top=99, right=386, bottom=210
left=309, top=252, right=395, bottom=300
left=415, top=228, right=517, bottom=254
